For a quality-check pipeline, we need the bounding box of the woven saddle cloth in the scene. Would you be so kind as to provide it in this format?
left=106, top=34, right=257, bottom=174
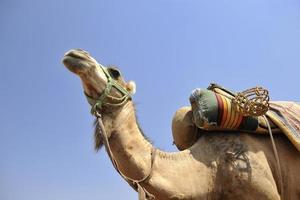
left=267, top=101, right=300, bottom=151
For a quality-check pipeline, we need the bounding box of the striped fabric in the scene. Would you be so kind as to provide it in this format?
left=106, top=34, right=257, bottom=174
left=190, top=88, right=258, bottom=131
left=215, top=93, right=257, bottom=130
left=267, top=101, right=300, bottom=151
left=215, top=93, right=243, bottom=129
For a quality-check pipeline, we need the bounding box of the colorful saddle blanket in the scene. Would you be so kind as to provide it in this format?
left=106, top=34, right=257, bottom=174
left=267, top=102, right=300, bottom=151
left=190, top=85, right=300, bottom=151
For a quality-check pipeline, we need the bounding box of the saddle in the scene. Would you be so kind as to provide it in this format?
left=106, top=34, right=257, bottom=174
left=172, top=84, right=300, bottom=151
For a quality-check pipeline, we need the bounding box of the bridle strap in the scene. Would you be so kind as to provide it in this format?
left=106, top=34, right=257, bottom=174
left=84, top=63, right=132, bottom=115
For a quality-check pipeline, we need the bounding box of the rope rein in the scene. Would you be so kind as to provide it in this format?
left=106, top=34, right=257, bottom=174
left=95, top=113, right=156, bottom=200
left=263, top=115, right=284, bottom=198
left=86, top=63, right=156, bottom=200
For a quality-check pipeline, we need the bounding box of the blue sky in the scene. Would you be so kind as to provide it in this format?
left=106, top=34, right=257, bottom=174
left=1, top=0, right=300, bottom=199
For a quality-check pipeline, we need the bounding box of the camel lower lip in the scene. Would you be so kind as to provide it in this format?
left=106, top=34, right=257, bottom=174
left=62, top=54, right=90, bottom=74
left=62, top=55, right=77, bottom=66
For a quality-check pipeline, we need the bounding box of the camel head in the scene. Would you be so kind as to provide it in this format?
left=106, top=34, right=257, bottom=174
left=62, top=49, right=136, bottom=102
left=62, top=49, right=136, bottom=150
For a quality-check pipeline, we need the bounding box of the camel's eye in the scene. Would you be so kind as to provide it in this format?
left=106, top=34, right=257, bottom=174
left=107, top=67, right=121, bottom=79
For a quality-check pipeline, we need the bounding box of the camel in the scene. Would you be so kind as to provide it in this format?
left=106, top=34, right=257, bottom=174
left=62, top=49, right=300, bottom=200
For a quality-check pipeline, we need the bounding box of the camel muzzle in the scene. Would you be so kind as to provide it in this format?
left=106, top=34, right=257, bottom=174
left=62, top=49, right=96, bottom=75
left=62, top=49, right=109, bottom=100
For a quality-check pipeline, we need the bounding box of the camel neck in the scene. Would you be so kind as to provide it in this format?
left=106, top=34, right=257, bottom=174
left=102, top=101, right=153, bottom=180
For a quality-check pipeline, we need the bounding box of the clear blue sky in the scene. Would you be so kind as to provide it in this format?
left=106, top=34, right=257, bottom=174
left=1, top=0, right=300, bottom=199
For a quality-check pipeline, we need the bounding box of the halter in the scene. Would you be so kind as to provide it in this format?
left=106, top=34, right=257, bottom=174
left=84, top=63, right=132, bottom=115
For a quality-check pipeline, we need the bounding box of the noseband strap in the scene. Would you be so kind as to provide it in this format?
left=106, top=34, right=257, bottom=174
left=84, top=64, right=131, bottom=115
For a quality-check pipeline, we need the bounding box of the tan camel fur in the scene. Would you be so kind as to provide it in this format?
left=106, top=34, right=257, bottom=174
left=172, top=107, right=199, bottom=151
left=62, top=49, right=300, bottom=200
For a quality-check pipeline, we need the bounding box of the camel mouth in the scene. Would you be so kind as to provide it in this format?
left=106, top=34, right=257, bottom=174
left=62, top=49, right=97, bottom=75
left=62, top=49, right=108, bottom=98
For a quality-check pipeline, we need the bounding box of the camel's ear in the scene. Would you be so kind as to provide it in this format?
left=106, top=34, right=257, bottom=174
left=126, top=81, right=136, bottom=95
